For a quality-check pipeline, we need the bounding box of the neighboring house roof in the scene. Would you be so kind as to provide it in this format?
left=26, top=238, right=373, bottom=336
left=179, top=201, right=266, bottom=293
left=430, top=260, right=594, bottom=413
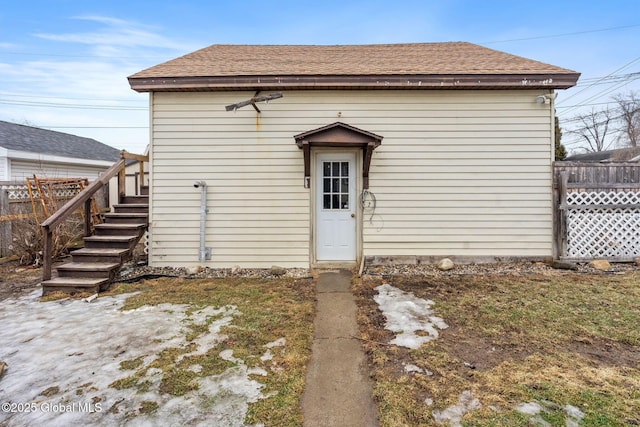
left=129, top=42, right=580, bottom=92
left=0, top=120, right=120, bottom=162
left=565, top=147, right=640, bottom=162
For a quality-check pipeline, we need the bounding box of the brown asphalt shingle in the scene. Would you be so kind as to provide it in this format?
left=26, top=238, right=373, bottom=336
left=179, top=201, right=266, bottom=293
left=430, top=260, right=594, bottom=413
left=130, top=42, right=576, bottom=78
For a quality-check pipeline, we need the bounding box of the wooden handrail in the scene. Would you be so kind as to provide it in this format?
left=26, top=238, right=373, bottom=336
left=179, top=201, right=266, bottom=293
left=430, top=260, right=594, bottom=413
left=41, top=151, right=148, bottom=281
left=41, top=159, right=125, bottom=230
left=121, top=151, right=148, bottom=162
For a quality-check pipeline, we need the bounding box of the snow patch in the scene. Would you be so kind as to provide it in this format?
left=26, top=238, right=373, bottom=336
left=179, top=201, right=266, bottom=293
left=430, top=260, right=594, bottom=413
left=403, top=363, right=433, bottom=376
left=432, top=390, right=481, bottom=426
left=266, top=337, right=286, bottom=348
left=564, top=404, right=585, bottom=421
left=177, top=305, right=238, bottom=362
left=515, top=401, right=544, bottom=415
left=0, top=289, right=270, bottom=426
left=403, top=364, right=423, bottom=373
left=374, top=284, right=448, bottom=349
left=260, top=350, right=273, bottom=362
left=515, top=401, right=585, bottom=426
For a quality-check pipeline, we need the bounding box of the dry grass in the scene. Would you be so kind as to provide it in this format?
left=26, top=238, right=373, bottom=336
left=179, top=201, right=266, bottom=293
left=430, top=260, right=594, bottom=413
left=354, top=271, right=640, bottom=426
left=104, top=276, right=315, bottom=426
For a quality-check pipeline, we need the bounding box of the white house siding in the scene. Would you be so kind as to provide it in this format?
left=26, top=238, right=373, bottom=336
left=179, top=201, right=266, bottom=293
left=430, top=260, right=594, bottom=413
left=0, top=154, right=7, bottom=180
left=10, top=160, right=107, bottom=181
left=150, top=90, right=553, bottom=267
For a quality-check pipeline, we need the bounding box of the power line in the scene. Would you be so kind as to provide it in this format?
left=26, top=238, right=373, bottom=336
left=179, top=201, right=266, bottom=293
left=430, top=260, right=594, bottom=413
left=573, top=72, right=640, bottom=87
left=5, top=23, right=639, bottom=58
left=0, top=99, right=147, bottom=111
left=41, top=126, right=148, bottom=129
left=558, top=74, right=640, bottom=117
left=556, top=100, right=619, bottom=109
left=480, top=23, right=640, bottom=44
left=556, top=55, right=640, bottom=111
left=0, top=92, right=146, bottom=104
left=2, top=51, right=171, bottom=60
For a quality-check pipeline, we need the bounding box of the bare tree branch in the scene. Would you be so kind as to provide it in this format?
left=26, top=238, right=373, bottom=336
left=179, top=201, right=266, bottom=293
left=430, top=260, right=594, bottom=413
left=614, top=91, right=640, bottom=148
left=569, top=108, right=615, bottom=152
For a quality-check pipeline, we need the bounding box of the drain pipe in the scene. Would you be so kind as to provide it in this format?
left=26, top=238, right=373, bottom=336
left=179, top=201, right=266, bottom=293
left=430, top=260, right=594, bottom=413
left=194, top=181, right=211, bottom=262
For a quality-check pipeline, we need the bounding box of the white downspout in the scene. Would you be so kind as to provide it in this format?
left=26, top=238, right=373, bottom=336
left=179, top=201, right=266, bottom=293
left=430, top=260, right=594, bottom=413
left=194, top=181, right=211, bottom=262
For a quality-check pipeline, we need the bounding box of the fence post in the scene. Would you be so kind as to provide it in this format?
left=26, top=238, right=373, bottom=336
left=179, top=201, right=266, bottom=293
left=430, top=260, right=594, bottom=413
left=558, top=171, right=569, bottom=259
left=552, top=168, right=559, bottom=260
left=0, top=187, right=9, bottom=257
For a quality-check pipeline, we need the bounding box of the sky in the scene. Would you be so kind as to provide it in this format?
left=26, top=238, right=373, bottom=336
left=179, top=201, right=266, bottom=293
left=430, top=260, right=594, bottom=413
left=1, top=0, right=639, bottom=155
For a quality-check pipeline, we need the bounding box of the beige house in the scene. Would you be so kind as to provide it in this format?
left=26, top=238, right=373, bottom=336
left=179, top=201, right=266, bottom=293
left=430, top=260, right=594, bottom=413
left=128, top=42, right=579, bottom=268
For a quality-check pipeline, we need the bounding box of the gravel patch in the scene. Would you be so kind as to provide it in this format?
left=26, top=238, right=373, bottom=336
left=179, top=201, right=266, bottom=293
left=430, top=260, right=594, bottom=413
left=363, top=260, right=639, bottom=278
left=117, top=262, right=312, bottom=282
left=116, top=259, right=639, bottom=283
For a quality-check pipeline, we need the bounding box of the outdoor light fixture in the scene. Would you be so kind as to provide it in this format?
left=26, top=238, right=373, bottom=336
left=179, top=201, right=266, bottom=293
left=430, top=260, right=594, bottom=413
left=535, top=95, right=547, bottom=104
left=535, top=93, right=557, bottom=104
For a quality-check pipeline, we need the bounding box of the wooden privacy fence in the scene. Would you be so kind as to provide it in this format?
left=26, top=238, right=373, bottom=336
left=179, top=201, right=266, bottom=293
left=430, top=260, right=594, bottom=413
left=0, top=183, right=31, bottom=257
left=554, top=162, right=640, bottom=262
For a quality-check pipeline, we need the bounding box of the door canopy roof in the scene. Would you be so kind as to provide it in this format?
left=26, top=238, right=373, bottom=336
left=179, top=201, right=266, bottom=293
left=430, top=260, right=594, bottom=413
left=294, top=122, right=383, bottom=188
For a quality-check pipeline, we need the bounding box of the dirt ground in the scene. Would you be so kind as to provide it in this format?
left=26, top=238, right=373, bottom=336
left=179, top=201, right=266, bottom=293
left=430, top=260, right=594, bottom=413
left=0, top=259, right=43, bottom=301
left=353, top=266, right=640, bottom=425
left=357, top=273, right=640, bottom=373
left=3, top=259, right=639, bottom=375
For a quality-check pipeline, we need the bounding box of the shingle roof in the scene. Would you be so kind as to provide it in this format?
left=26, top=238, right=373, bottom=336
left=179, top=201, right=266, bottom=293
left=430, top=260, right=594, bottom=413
left=0, top=120, right=120, bottom=162
left=565, top=147, right=640, bottom=162
left=129, top=42, right=580, bottom=92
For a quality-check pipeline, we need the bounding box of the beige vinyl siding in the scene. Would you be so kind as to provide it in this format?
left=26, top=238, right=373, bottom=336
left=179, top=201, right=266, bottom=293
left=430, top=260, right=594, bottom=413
left=151, top=91, right=309, bottom=267
left=150, top=90, right=553, bottom=267
left=9, top=160, right=107, bottom=181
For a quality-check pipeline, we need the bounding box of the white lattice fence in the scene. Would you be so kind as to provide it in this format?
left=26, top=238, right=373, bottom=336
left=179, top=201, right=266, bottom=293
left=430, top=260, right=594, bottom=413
left=5, top=184, right=31, bottom=200
left=3, top=183, right=84, bottom=201
left=565, top=191, right=640, bottom=259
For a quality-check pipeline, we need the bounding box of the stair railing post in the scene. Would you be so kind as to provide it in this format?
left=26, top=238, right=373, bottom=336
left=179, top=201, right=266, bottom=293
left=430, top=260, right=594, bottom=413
left=118, top=167, right=126, bottom=204
left=84, top=198, right=92, bottom=237
left=138, top=160, right=144, bottom=195
left=43, top=226, right=53, bottom=281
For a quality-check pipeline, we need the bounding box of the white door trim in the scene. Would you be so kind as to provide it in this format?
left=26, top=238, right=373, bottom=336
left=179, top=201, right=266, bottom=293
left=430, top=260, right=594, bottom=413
left=312, top=150, right=360, bottom=264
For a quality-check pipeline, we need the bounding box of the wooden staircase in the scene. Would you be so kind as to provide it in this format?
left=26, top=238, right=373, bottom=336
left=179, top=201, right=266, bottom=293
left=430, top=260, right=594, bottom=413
left=40, top=151, right=149, bottom=296
left=41, top=194, right=148, bottom=295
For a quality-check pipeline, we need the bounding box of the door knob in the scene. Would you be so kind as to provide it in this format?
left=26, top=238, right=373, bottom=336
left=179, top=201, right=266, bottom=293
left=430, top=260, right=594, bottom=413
left=351, top=213, right=355, bottom=218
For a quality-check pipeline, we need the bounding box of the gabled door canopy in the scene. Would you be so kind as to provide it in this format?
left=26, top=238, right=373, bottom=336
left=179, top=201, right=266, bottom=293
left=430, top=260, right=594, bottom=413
left=294, top=122, right=383, bottom=189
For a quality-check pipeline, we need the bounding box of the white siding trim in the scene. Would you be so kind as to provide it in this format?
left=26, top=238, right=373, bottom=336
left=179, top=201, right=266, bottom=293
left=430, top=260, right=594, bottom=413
left=0, top=148, right=8, bottom=180
left=6, top=149, right=113, bottom=167
left=9, top=160, right=108, bottom=181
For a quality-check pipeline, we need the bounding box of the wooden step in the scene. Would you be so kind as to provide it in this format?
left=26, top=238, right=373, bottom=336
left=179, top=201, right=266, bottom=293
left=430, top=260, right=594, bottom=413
left=56, top=262, right=121, bottom=279
left=94, top=223, right=146, bottom=237
left=71, top=247, right=130, bottom=264
left=42, top=277, right=109, bottom=295
left=83, top=235, right=139, bottom=249
left=121, top=195, right=148, bottom=204
left=103, top=212, right=148, bottom=224
left=114, top=203, right=148, bottom=214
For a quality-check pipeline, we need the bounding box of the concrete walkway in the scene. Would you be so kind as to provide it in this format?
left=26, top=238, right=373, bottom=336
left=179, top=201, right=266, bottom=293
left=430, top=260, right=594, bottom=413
left=302, top=269, right=378, bottom=427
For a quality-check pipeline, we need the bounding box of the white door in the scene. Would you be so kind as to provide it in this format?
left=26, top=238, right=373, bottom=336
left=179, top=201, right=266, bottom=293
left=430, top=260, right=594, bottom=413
left=316, top=153, right=356, bottom=261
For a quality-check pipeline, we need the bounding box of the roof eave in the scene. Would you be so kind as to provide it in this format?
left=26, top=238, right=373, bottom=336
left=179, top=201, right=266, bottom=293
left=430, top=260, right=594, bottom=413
left=6, top=148, right=116, bottom=167
left=128, top=73, right=580, bottom=92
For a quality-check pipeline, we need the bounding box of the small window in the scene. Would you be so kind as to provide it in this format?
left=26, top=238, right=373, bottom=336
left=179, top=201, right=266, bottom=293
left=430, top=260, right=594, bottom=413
left=322, top=161, right=350, bottom=210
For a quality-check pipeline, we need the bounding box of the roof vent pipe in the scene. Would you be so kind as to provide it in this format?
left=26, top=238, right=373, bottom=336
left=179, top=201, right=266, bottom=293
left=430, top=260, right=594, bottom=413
left=194, top=181, right=211, bottom=262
